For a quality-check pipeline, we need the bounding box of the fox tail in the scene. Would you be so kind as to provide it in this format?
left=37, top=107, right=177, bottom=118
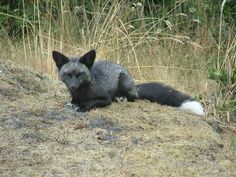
left=136, top=82, right=205, bottom=116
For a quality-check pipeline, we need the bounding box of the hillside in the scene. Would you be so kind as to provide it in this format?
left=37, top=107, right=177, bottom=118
left=0, top=60, right=235, bottom=177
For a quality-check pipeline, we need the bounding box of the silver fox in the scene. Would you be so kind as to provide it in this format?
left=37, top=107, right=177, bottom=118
left=52, top=50, right=138, bottom=112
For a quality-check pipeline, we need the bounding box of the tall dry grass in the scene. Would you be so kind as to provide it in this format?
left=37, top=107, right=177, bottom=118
left=0, top=1, right=207, bottom=88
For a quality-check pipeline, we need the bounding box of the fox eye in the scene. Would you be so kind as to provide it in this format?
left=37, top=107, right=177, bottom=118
left=67, top=73, right=72, bottom=77
left=76, top=72, right=85, bottom=78
left=76, top=73, right=82, bottom=78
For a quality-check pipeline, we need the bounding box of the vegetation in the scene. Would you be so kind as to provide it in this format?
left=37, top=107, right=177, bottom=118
left=0, top=0, right=236, bottom=122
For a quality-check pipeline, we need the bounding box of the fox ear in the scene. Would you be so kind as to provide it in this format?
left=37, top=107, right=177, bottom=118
left=52, top=51, right=69, bottom=70
left=79, top=50, right=96, bottom=70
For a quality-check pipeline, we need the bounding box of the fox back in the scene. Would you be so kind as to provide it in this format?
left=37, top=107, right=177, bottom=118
left=90, top=61, right=135, bottom=98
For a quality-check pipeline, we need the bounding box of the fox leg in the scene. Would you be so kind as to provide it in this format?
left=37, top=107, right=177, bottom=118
left=79, top=97, right=112, bottom=112
left=118, top=72, right=138, bottom=102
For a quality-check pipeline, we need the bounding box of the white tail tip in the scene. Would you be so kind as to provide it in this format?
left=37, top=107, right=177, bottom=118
left=179, top=100, right=205, bottom=115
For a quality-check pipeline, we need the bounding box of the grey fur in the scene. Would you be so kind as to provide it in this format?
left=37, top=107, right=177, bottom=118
left=52, top=50, right=138, bottom=112
left=90, top=61, right=137, bottom=99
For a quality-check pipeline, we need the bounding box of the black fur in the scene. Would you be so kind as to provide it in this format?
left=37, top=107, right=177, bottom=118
left=136, top=82, right=193, bottom=107
left=52, top=50, right=138, bottom=112
left=52, top=51, right=69, bottom=69
left=71, top=82, right=112, bottom=112
left=79, top=50, right=96, bottom=70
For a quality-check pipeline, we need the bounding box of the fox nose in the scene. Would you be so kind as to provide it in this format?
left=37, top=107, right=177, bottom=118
left=70, top=86, right=76, bottom=91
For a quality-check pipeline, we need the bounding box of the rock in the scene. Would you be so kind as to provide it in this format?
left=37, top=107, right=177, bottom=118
left=7, top=117, right=25, bottom=128
left=21, top=132, right=44, bottom=143
left=207, top=120, right=224, bottom=134
left=97, top=134, right=117, bottom=142
left=47, top=110, right=66, bottom=121
left=90, top=116, right=122, bottom=132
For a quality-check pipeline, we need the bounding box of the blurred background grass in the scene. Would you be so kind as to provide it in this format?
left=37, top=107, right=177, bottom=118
left=0, top=0, right=235, bottom=122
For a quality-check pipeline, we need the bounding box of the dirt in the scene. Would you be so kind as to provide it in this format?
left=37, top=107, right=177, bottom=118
left=0, top=60, right=236, bottom=177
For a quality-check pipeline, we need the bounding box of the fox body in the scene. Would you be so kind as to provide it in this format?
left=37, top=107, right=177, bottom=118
left=136, top=82, right=204, bottom=115
left=52, top=50, right=138, bottom=112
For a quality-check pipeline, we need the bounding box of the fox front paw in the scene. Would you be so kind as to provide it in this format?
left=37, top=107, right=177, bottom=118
left=65, top=102, right=80, bottom=111
left=78, top=103, right=92, bottom=112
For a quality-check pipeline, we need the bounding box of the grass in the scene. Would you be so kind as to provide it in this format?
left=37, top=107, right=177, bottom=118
left=0, top=0, right=235, bottom=121
left=0, top=1, right=207, bottom=85
left=1, top=61, right=235, bottom=176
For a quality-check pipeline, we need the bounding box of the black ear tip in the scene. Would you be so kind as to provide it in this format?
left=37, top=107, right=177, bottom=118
left=52, top=51, right=58, bottom=58
left=52, top=50, right=59, bottom=56
left=52, top=51, right=67, bottom=61
left=89, top=49, right=96, bottom=57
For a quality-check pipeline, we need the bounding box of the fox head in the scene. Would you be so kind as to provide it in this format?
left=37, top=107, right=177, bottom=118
left=52, top=50, right=96, bottom=92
